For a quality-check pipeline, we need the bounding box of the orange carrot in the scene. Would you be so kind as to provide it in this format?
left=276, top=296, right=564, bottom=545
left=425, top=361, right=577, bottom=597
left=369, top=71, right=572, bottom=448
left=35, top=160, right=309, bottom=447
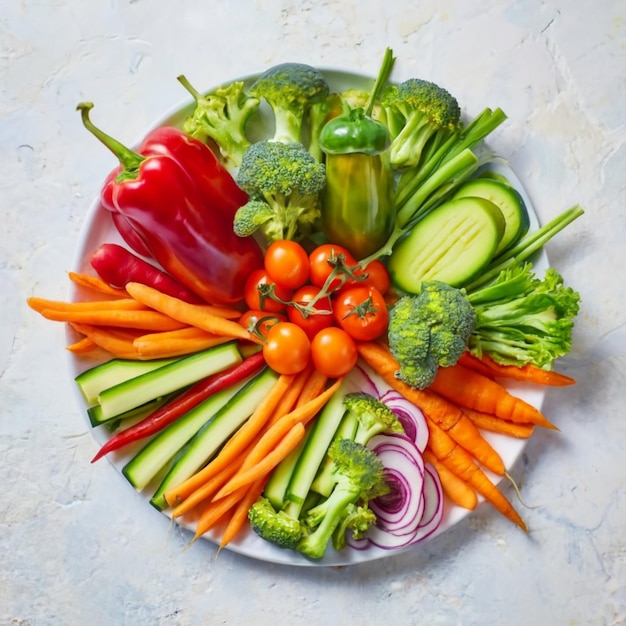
left=295, top=368, right=328, bottom=407
left=66, top=336, right=98, bottom=354
left=429, top=363, right=557, bottom=429
left=133, top=327, right=231, bottom=358
left=70, top=323, right=140, bottom=359
left=461, top=406, right=535, bottom=439
left=193, top=486, right=248, bottom=541
left=427, top=420, right=527, bottom=531
left=67, top=272, right=129, bottom=298
left=459, top=351, right=576, bottom=387
left=423, top=450, right=478, bottom=510
left=267, top=364, right=314, bottom=425
left=125, top=282, right=258, bottom=343
left=39, top=307, right=188, bottom=331
left=213, top=422, right=306, bottom=500
left=27, top=296, right=148, bottom=313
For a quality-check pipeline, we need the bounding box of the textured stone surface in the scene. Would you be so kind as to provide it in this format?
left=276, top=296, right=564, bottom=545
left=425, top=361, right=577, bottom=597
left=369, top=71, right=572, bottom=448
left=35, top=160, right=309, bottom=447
left=2, top=1, right=625, bottom=624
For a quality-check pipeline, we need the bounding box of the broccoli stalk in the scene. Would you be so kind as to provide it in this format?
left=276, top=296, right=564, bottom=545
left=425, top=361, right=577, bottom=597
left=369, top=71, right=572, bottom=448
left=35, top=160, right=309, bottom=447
left=249, top=62, right=330, bottom=144
left=177, top=76, right=260, bottom=173
left=466, top=263, right=580, bottom=368
left=296, top=439, right=389, bottom=560
left=387, top=281, right=476, bottom=389
left=234, top=140, right=326, bottom=242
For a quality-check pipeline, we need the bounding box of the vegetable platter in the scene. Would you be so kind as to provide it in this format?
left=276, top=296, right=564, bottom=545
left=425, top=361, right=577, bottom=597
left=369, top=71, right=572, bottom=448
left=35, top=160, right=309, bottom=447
left=28, top=49, right=583, bottom=567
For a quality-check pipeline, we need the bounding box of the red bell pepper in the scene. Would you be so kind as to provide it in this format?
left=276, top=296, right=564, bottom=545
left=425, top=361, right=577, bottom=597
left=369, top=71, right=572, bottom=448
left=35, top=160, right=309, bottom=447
left=78, top=102, right=263, bottom=305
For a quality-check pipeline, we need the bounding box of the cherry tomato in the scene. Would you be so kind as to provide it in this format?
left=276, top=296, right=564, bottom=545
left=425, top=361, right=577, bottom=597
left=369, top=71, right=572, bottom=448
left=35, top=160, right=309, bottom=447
left=263, top=322, right=311, bottom=374
left=239, top=309, right=286, bottom=340
left=264, top=240, right=310, bottom=290
left=333, top=285, right=389, bottom=341
left=353, top=259, right=391, bottom=295
left=308, top=243, right=357, bottom=292
left=244, top=269, right=293, bottom=313
left=310, top=327, right=358, bottom=378
left=287, top=285, right=335, bottom=339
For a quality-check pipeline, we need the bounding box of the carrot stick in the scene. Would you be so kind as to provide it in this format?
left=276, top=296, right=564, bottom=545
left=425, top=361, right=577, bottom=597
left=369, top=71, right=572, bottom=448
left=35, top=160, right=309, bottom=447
left=461, top=406, right=535, bottom=439
left=267, top=364, right=313, bottom=426
left=458, top=351, right=576, bottom=387
left=218, top=476, right=267, bottom=550
left=295, top=368, right=328, bottom=407
left=193, top=486, right=248, bottom=541
left=427, top=420, right=527, bottom=531
left=69, top=323, right=140, bottom=359
left=133, top=327, right=232, bottom=358
left=213, top=422, right=306, bottom=500
left=125, top=282, right=258, bottom=343
left=429, top=363, right=558, bottom=429
left=39, top=307, right=188, bottom=331
left=67, top=272, right=129, bottom=298
left=423, top=450, right=478, bottom=511
left=27, top=297, right=148, bottom=313
left=66, top=336, right=98, bottom=354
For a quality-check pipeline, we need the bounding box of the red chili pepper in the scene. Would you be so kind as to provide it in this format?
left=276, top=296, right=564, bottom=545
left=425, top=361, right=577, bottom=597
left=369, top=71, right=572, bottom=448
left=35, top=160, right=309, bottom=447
left=78, top=102, right=263, bottom=305
left=91, top=243, right=204, bottom=304
left=90, top=351, right=266, bottom=462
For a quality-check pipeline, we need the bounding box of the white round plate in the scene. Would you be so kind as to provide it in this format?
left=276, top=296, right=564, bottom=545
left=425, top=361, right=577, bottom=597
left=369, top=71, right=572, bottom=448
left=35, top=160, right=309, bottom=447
left=67, top=69, right=547, bottom=567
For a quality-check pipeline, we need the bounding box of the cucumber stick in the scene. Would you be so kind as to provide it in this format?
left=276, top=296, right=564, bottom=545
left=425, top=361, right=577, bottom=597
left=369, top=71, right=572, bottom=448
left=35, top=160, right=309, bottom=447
left=75, top=357, right=177, bottom=404
left=388, top=196, right=506, bottom=293
left=122, top=381, right=246, bottom=492
left=96, top=343, right=242, bottom=421
left=149, top=367, right=279, bottom=510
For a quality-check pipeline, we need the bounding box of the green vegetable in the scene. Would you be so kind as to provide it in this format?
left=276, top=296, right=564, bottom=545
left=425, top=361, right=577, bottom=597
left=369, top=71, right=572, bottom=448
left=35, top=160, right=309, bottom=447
left=466, top=263, right=580, bottom=368
left=382, top=77, right=461, bottom=170
left=331, top=502, right=377, bottom=552
left=233, top=140, right=326, bottom=241
left=297, top=439, right=389, bottom=560
left=247, top=496, right=307, bottom=550
left=387, top=281, right=476, bottom=389
left=318, top=48, right=396, bottom=259
left=177, top=76, right=260, bottom=173
left=249, top=62, right=330, bottom=144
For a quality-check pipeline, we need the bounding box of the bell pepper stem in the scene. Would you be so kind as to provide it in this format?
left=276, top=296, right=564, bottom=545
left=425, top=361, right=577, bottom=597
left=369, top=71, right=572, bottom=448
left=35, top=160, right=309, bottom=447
left=77, top=102, right=144, bottom=181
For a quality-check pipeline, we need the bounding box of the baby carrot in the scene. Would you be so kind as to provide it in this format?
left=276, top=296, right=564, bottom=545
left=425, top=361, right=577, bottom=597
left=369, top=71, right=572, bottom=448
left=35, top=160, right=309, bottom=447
left=423, top=450, right=477, bottom=510
left=67, top=272, right=129, bottom=298
left=461, top=406, right=535, bottom=439
left=70, top=323, right=140, bottom=359
left=40, top=307, right=187, bottom=331
left=27, top=297, right=148, bottom=313
left=66, top=336, right=98, bottom=354
left=133, top=327, right=231, bottom=358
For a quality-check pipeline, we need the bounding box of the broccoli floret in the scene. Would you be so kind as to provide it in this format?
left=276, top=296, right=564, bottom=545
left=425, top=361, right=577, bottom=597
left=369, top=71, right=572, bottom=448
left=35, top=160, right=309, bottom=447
left=234, top=140, right=326, bottom=241
left=331, top=502, right=377, bottom=551
left=297, top=439, right=389, bottom=560
left=388, top=281, right=476, bottom=389
left=249, top=62, right=330, bottom=144
left=248, top=496, right=306, bottom=550
left=382, top=78, right=461, bottom=170
left=177, top=76, right=260, bottom=173
left=466, top=263, right=580, bottom=368
left=343, top=392, right=405, bottom=444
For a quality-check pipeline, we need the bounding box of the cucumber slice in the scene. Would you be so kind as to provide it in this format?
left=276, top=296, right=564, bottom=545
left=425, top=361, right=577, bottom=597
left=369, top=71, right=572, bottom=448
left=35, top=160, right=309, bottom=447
left=388, top=196, right=506, bottom=293
left=149, top=367, right=279, bottom=510
left=88, top=394, right=173, bottom=427
left=123, top=382, right=245, bottom=492
left=75, top=357, right=176, bottom=404
left=452, top=178, right=529, bottom=255
left=96, top=343, right=242, bottom=421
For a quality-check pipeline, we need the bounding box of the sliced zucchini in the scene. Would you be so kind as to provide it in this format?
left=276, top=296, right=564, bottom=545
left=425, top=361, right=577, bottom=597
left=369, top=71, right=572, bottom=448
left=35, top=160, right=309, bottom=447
left=452, top=178, right=529, bottom=255
left=75, top=357, right=176, bottom=404
left=88, top=394, right=172, bottom=427
left=96, top=343, right=242, bottom=422
left=149, top=367, right=279, bottom=510
left=388, top=196, right=505, bottom=293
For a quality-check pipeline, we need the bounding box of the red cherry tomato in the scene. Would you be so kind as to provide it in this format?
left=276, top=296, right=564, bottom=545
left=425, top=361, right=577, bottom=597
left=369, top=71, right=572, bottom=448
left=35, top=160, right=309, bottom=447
left=353, top=259, right=391, bottom=295
left=264, top=240, right=310, bottom=290
left=244, top=269, right=293, bottom=313
left=287, top=285, right=335, bottom=339
left=310, top=327, right=358, bottom=378
left=239, top=309, right=286, bottom=340
left=308, top=243, right=357, bottom=292
left=263, top=322, right=311, bottom=374
left=333, top=285, right=389, bottom=341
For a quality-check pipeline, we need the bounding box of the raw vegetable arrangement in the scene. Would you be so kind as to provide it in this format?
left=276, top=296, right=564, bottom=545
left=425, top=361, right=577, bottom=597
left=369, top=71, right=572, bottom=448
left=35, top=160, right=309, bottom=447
left=29, top=48, right=583, bottom=565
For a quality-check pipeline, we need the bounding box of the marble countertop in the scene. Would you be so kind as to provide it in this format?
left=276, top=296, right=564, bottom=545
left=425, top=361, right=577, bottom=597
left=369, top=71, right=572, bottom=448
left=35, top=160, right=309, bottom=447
left=2, top=1, right=625, bottom=624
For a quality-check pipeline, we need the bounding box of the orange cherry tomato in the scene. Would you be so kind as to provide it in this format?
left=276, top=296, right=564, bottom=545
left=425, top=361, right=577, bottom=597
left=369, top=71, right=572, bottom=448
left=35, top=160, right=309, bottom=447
left=239, top=309, right=287, bottom=340
left=308, top=243, right=357, bottom=292
left=333, top=284, right=389, bottom=341
left=263, top=322, right=311, bottom=374
left=354, top=259, right=391, bottom=295
left=287, top=285, right=335, bottom=339
left=264, top=240, right=310, bottom=290
left=244, top=269, right=293, bottom=313
left=310, top=327, right=357, bottom=378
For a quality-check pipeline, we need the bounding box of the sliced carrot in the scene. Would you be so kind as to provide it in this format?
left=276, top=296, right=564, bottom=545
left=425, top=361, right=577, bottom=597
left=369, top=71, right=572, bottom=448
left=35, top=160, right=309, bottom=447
left=423, top=450, right=478, bottom=510
left=458, top=351, right=576, bottom=386
left=429, top=363, right=557, bottom=429
left=427, top=420, right=527, bottom=531
left=125, top=282, right=258, bottom=343
left=27, top=297, right=148, bottom=313
left=461, top=406, right=535, bottom=439
left=193, top=487, right=248, bottom=541
left=67, top=272, right=129, bottom=298
left=39, top=307, right=187, bottom=331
